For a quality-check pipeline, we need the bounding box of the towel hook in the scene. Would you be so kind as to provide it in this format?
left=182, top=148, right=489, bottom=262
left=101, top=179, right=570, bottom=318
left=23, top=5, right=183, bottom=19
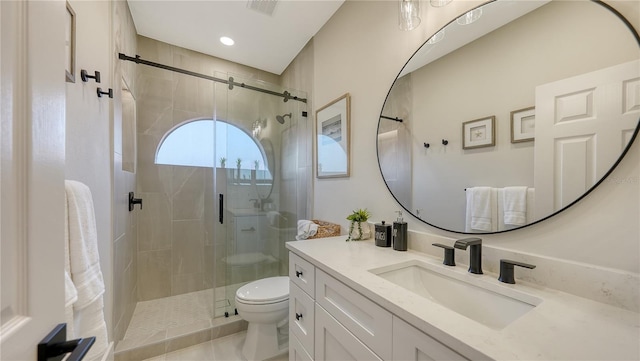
left=442, top=139, right=449, bottom=146
left=80, top=69, right=101, bottom=83
left=97, top=87, right=113, bottom=98
left=423, top=142, right=430, bottom=149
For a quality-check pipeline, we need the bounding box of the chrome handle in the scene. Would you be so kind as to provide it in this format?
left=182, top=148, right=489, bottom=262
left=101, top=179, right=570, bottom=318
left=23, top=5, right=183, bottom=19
left=241, top=227, right=256, bottom=232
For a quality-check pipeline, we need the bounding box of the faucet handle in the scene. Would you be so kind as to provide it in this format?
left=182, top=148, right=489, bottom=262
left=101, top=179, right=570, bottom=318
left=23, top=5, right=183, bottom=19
left=432, top=243, right=455, bottom=266
left=498, top=259, right=536, bottom=284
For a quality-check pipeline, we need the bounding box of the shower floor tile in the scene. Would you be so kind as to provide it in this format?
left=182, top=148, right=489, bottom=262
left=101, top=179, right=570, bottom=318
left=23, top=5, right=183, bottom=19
left=124, top=289, right=216, bottom=340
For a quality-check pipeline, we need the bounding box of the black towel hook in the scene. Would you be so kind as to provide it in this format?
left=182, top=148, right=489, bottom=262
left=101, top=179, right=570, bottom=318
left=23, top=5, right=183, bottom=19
left=442, top=139, right=449, bottom=145
left=97, top=88, right=113, bottom=98
left=80, top=69, right=101, bottom=83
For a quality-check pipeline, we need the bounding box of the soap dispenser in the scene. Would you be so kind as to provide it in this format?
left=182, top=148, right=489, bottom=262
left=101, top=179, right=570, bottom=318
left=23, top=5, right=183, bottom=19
left=392, top=211, right=408, bottom=251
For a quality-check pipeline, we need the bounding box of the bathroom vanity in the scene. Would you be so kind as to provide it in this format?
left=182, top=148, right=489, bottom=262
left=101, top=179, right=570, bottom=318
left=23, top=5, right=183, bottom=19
left=287, top=236, right=639, bottom=360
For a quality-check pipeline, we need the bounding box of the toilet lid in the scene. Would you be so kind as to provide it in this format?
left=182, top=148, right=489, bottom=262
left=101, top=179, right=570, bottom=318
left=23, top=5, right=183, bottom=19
left=236, top=276, right=289, bottom=303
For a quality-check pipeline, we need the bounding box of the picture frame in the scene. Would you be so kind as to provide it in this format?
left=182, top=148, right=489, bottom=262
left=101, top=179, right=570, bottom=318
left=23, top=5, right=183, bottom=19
left=315, top=93, right=350, bottom=178
left=65, top=1, right=76, bottom=83
left=462, top=115, right=495, bottom=149
left=510, top=106, right=535, bottom=143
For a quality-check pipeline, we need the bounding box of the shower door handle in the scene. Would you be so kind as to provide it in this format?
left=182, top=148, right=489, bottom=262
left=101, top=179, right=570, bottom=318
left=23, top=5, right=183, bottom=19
left=219, top=194, right=224, bottom=224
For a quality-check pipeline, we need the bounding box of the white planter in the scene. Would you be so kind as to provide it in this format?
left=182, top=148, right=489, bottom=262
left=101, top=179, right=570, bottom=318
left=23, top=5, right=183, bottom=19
left=349, top=221, right=371, bottom=241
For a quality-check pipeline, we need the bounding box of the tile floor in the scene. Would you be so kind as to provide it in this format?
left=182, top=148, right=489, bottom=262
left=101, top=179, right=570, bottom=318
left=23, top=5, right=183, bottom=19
left=141, top=331, right=289, bottom=361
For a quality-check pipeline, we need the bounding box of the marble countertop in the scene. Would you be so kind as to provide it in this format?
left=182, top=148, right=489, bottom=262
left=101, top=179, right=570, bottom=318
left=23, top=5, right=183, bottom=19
left=286, top=237, right=640, bottom=360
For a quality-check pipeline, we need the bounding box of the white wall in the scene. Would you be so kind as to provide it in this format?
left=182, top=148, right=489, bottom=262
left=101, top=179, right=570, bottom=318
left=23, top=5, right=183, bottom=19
left=312, top=0, right=640, bottom=273
left=65, top=0, right=114, bottom=340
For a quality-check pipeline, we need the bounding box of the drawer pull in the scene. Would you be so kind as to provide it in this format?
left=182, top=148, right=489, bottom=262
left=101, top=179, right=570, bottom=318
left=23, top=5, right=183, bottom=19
left=295, top=313, right=303, bottom=321
left=296, top=271, right=303, bottom=277
left=241, top=227, right=256, bottom=232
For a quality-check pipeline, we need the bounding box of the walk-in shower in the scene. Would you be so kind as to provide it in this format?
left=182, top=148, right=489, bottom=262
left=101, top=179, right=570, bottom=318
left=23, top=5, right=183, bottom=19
left=115, top=46, right=308, bottom=357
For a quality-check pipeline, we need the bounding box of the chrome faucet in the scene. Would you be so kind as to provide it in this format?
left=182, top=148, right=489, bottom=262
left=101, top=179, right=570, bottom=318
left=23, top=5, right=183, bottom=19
left=454, top=238, right=483, bottom=274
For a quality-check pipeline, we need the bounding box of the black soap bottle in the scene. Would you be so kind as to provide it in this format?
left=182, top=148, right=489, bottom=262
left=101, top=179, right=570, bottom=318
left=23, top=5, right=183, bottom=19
left=393, top=211, right=408, bottom=251
left=375, top=220, right=392, bottom=247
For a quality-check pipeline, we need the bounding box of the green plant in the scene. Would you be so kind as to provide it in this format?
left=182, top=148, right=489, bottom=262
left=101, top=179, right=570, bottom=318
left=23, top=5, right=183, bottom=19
left=236, top=158, right=242, bottom=168
left=346, top=208, right=371, bottom=241
left=220, top=157, right=226, bottom=168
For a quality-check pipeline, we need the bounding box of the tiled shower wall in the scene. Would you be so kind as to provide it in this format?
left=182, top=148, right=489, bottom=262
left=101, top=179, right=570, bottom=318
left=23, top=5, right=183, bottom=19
left=113, top=0, right=139, bottom=343
left=135, top=36, right=282, bottom=301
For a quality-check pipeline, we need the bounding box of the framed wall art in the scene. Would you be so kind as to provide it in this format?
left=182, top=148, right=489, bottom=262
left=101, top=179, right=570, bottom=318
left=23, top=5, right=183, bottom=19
left=462, top=115, right=495, bottom=149
left=315, top=93, right=350, bottom=178
left=510, top=106, right=535, bottom=143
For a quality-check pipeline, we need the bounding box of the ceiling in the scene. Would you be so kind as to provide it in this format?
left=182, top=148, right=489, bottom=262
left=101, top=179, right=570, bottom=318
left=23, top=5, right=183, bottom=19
left=127, top=0, right=345, bottom=75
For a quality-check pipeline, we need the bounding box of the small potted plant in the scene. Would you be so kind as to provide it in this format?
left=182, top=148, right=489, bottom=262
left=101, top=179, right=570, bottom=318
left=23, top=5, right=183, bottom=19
left=346, top=208, right=372, bottom=241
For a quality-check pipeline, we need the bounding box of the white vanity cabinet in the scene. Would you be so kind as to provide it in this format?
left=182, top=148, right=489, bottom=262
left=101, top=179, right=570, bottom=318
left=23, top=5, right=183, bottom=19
left=289, top=251, right=468, bottom=361
left=393, top=317, right=467, bottom=361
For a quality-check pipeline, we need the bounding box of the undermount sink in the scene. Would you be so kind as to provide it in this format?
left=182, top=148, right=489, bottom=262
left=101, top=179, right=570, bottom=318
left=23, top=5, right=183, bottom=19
left=369, top=260, right=542, bottom=329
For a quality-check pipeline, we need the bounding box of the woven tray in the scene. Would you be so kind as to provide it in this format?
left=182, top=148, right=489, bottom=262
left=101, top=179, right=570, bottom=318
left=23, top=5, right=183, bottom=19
left=307, top=219, right=340, bottom=239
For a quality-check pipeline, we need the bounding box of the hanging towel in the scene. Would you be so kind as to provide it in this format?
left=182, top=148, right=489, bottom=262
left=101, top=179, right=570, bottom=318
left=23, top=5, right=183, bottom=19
left=74, top=298, right=109, bottom=361
left=465, top=187, right=497, bottom=232
left=64, top=192, right=78, bottom=339
left=296, top=220, right=318, bottom=240
left=65, top=180, right=109, bottom=361
left=503, top=186, right=528, bottom=226
left=65, top=180, right=105, bottom=308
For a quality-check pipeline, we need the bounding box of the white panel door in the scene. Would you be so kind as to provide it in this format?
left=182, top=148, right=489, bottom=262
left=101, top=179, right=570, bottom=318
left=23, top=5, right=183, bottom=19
left=534, top=60, right=640, bottom=216
left=0, top=1, right=67, bottom=360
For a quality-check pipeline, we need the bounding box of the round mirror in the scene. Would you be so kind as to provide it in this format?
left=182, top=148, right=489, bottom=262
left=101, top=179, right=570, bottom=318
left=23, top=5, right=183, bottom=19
left=378, top=0, right=640, bottom=234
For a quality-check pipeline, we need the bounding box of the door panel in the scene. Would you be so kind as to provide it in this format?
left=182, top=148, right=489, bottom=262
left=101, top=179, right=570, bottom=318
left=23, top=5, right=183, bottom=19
left=534, top=60, right=640, bottom=216
left=1, top=1, right=67, bottom=359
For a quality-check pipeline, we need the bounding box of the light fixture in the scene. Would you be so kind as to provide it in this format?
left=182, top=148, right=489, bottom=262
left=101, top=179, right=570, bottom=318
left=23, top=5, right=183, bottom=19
left=430, top=0, right=452, bottom=7
left=456, top=8, right=482, bottom=25
left=220, top=36, right=235, bottom=46
left=427, top=29, right=445, bottom=44
left=398, top=0, right=421, bottom=31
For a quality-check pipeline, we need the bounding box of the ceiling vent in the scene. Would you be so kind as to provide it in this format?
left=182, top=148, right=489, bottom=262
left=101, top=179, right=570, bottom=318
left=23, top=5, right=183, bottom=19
left=246, top=0, right=278, bottom=16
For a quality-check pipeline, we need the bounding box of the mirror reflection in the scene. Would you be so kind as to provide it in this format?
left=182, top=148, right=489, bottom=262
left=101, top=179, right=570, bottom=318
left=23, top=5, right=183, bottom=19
left=378, top=0, right=640, bottom=233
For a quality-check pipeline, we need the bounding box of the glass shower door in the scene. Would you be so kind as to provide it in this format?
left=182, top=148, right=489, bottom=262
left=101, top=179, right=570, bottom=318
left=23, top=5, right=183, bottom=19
left=213, top=73, right=307, bottom=317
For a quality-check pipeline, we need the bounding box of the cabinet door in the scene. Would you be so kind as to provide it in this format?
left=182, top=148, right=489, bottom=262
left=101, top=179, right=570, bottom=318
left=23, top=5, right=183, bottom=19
left=290, top=333, right=314, bottom=361
left=290, top=282, right=315, bottom=355
left=393, top=317, right=467, bottom=361
left=315, top=269, right=392, bottom=360
left=315, top=305, right=382, bottom=361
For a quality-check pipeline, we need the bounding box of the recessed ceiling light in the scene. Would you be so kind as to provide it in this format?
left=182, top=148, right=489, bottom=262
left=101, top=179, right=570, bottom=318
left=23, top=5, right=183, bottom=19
left=220, top=36, right=235, bottom=46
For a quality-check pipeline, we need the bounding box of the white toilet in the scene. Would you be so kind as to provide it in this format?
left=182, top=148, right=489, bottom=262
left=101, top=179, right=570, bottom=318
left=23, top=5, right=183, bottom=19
left=235, top=276, right=290, bottom=361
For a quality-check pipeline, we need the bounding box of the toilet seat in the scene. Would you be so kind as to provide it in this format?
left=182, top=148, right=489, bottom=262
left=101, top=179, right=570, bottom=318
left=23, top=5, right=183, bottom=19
left=236, top=276, right=289, bottom=304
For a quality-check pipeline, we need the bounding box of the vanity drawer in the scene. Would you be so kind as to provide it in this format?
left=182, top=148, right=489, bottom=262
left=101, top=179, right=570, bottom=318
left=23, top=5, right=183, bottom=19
left=290, top=333, right=313, bottom=361
left=290, top=282, right=315, bottom=356
left=315, top=269, right=392, bottom=360
left=290, top=252, right=315, bottom=297
left=393, top=316, right=468, bottom=361
left=315, top=304, right=382, bottom=361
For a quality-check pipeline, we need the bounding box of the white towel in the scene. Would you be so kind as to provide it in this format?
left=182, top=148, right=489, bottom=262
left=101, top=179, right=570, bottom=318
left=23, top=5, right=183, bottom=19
left=74, top=298, right=108, bottom=361
left=295, top=220, right=318, bottom=240
left=465, top=187, right=497, bottom=232
left=503, top=186, right=528, bottom=225
left=64, top=191, right=78, bottom=338
left=65, top=180, right=109, bottom=360
left=65, top=180, right=105, bottom=309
